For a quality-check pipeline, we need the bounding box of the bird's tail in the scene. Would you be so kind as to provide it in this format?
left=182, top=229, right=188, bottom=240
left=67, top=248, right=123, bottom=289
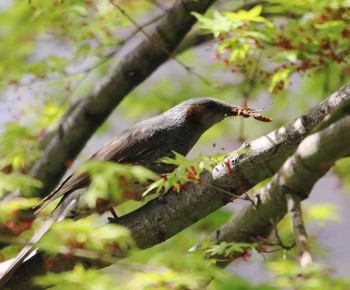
left=0, top=197, right=78, bottom=287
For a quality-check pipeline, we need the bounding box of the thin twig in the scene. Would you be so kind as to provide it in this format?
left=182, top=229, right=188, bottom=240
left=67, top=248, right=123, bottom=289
left=201, top=182, right=249, bottom=201
left=273, top=221, right=296, bottom=250
left=285, top=192, right=314, bottom=267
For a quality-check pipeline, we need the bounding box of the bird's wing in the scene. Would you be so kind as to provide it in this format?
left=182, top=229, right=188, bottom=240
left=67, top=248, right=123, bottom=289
left=3, top=124, right=164, bottom=282
left=35, top=122, right=165, bottom=212
left=33, top=171, right=89, bottom=213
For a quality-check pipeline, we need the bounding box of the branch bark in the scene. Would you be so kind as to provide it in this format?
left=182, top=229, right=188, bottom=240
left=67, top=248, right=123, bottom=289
left=211, top=115, right=350, bottom=263
left=27, top=0, right=218, bottom=197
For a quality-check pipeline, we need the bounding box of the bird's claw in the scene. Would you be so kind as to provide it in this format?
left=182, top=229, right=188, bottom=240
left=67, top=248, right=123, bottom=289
left=108, top=216, right=120, bottom=223
left=108, top=207, right=120, bottom=223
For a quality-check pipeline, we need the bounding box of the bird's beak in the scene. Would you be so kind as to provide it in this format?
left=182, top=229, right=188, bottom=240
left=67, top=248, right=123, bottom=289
left=231, top=106, right=240, bottom=116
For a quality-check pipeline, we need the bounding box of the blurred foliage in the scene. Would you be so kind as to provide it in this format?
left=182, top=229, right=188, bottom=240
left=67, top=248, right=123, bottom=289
left=0, top=123, right=41, bottom=170
left=0, top=101, right=66, bottom=201
left=0, top=197, right=38, bottom=226
left=334, top=157, right=350, bottom=191
left=0, top=0, right=153, bottom=90
left=35, top=264, right=117, bottom=290
left=0, top=0, right=350, bottom=289
left=0, top=172, right=42, bottom=198
left=78, top=160, right=158, bottom=208
left=194, top=1, right=350, bottom=94
left=268, top=260, right=350, bottom=289
left=0, top=122, right=43, bottom=201
left=39, top=216, right=134, bottom=256
left=306, top=203, right=340, bottom=225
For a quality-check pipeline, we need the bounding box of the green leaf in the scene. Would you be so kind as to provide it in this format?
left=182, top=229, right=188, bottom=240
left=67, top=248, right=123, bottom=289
left=0, top=123, right=42, bottom=170
left=225, top=5, right=273, bottom=27
left=77, top=161, right=158, bottom=208
left=39, top=216, right=134, bottom=255
left=205, top=242, right=256, bottom=258
left=0, top=172, right=42, bottom=197
left=144, top=152, right=218, bottom=196
left=35, top=264, right=117, bottom=290
left=269, top=68, right=292, bottom=93
left=307, top=203, right=340, bottom=225
left=192, top=11, right=233, bottom=36
left=0, top=197, right=39, bottom=224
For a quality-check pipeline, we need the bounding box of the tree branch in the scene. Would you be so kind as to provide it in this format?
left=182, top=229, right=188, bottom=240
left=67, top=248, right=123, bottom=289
left=285, top=193, right=314, bottom=267
left=211, top=114, right=350, bottom=265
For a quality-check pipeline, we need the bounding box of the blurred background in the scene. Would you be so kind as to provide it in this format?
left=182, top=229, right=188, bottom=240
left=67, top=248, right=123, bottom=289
left=1, top=0, right=350, bottom=288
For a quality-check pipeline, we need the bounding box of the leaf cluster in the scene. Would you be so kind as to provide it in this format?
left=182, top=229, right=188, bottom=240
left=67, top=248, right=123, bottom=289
left=194, top=2, right=350, bottom=93
left=144, top=152, right=225, bottom=195
left=38, top=217, right=134, bottom=256
left=0, top=0, right=152, bottom=90
left=78, top=160, right=158, bottom=208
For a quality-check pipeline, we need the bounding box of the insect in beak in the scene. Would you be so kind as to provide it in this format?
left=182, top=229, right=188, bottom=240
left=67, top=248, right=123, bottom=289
left=231, top=102, right=272, bottom=122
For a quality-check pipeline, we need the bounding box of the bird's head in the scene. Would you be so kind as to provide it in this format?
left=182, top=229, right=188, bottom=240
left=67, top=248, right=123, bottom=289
left=164, top=97, right=238, bottom=130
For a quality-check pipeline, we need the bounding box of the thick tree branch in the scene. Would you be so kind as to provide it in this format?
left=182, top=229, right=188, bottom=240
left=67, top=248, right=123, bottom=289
left=26, top=0, right=218, bottom=197
left=212, top=115, right=350, bottom=264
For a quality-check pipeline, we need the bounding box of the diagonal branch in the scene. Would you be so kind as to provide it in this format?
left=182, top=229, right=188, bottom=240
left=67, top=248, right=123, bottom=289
left=211, top=115, right=350, bottom=264
left=27, top=0, right=218, bottom=198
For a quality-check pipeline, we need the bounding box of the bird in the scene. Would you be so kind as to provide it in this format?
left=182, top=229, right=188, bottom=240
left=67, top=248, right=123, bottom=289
left=0, top=97, right=271, bottom=285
